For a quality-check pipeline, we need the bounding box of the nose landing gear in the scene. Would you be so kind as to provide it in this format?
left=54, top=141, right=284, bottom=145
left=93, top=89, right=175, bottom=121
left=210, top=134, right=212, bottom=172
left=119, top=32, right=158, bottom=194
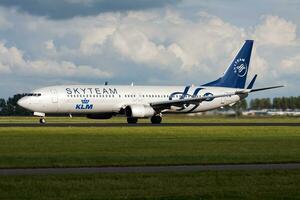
left=39, top=117, right=46, bottom=124
left=34, top=112, right=46, bottom=124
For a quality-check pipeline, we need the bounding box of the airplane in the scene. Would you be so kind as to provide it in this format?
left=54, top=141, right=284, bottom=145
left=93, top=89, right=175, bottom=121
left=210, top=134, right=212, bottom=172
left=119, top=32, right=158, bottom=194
left=17, top=40, right=283, bottom=124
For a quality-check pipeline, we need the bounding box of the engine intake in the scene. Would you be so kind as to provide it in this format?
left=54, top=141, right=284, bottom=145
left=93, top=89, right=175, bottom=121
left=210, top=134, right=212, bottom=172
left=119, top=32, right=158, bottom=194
left=125, top=104, right=155, bottom=118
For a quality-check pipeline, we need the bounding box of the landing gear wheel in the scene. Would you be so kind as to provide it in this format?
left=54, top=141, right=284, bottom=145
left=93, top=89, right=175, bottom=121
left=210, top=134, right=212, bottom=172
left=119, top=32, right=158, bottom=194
left=127, top=117, right=138, bottom=124
left=151, top=115, right=162, bottom=124
left=39, top=118, right=46, bottom=124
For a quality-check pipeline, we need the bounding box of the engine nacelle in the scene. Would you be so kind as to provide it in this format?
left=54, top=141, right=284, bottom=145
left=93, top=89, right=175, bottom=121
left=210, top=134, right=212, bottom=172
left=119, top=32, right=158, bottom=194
left=86, top=113, right=113, bottom=119
left=125, top=104, right=155, bottom=118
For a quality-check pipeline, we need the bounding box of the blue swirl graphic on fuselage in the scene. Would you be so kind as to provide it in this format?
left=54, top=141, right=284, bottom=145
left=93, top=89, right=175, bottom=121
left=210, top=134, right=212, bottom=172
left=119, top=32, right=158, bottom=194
left=203, top=92, right=214, bottom=101
left=169, top=86, right=214, bottom=112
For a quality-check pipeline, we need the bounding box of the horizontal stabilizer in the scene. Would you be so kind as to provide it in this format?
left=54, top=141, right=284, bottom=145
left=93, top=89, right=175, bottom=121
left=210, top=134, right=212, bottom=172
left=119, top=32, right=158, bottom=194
left=250, top=85, right=284, bottom=93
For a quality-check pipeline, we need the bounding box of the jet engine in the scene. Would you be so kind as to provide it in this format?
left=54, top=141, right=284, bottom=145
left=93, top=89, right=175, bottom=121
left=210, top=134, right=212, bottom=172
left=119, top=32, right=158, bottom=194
left=125, top=104, right=155, bottom=118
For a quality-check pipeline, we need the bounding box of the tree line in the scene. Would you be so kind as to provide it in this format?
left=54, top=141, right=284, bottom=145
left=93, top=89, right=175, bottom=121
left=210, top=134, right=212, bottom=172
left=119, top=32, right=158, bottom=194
left=0, top=94, right=299, bottom=116
left=0, top=94, right=31, bottom=116
left=249, top=96, right=300, bottom=110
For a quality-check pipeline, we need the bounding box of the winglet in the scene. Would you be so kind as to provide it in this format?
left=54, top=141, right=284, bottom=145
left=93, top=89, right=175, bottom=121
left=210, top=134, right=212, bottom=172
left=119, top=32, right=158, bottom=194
left=247, top=74, right=257, bottom=89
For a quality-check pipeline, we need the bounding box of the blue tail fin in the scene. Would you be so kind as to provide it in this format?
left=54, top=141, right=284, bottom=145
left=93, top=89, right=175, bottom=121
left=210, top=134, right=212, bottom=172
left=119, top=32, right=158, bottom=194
left=202, top=40, right=253, bottom=89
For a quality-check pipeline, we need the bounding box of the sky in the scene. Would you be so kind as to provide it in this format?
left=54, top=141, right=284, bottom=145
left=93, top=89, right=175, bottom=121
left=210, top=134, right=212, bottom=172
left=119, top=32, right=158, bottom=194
left=0, top=0, right=299, bottom=99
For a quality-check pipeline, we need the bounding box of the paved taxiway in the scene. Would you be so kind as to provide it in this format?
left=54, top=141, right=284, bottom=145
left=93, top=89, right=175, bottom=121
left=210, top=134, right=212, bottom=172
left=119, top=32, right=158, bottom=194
left=1, top=163, right=300, bottom=175
left=0, top=122, right=300, bottom=127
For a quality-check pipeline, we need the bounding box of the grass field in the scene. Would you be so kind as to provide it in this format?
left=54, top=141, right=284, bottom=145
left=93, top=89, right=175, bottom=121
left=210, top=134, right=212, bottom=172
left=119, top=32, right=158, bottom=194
left=1, top=170, right=300, bottom=200
left=0, top=115, right=300, bottom=123
left=1, top=116, right=300, bottom=199
left=0, top=126, right=300, bottom=168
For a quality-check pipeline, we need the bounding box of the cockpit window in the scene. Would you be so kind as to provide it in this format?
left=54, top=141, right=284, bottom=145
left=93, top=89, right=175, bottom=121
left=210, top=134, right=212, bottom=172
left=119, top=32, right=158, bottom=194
left=24, top=93, right=41, bottom=97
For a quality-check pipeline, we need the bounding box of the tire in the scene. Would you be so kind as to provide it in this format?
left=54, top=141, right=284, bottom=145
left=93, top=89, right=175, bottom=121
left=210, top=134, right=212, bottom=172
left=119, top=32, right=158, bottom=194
left=39, top=118, right=46, bottom=124
left=127, top=117, right=138, bottom=124
left=151, top=115, right=162, bottom=124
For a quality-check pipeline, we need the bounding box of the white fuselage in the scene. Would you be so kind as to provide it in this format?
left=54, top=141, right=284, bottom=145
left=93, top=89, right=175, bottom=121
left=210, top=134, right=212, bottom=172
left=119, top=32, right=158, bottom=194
left=18, top=85, right=242, bottom=115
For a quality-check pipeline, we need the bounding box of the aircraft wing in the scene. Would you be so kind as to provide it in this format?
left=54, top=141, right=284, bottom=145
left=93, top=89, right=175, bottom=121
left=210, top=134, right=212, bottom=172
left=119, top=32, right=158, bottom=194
left=150, top=85, right=284, bottom=110
left=150, top=92, right=238, bottom=110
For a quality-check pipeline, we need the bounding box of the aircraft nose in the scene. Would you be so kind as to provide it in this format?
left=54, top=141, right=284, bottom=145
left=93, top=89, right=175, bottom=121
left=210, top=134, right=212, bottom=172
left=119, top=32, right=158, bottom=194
left=17, top=98, right=28, bottom=108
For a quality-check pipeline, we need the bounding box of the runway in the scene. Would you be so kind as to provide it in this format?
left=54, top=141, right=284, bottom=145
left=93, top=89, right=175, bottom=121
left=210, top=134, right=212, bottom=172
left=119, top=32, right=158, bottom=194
left=0, top=122, right=300, bottom=127
left=1, top=163, right=300, bottom=175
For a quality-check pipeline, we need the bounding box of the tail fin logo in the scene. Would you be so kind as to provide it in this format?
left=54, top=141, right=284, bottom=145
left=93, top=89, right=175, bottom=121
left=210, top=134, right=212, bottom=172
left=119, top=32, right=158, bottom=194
left=233, top=58, right=247, bottom=77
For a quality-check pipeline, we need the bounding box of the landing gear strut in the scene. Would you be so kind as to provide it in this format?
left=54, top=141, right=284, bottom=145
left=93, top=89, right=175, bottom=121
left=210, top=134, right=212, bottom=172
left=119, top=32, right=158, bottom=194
left=127, top=117, right=138, bottom=124
left=151, top=115, right=162, bottom=124
left=39, top=117, right=46, bottom=124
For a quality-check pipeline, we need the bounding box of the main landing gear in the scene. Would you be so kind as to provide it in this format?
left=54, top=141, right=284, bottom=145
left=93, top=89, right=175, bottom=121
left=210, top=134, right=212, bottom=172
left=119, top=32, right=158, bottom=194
left=151, top=115, right=162, bottom=124
left=127, top=116, right=162, bottom=124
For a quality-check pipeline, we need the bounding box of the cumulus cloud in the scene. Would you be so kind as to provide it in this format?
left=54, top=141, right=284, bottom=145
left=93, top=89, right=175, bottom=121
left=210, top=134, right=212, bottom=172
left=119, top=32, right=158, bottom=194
left=0, top=3, right=298, bottom=97
left=253, top=15, right=297, bottom=46
left=44, top=40, right=55, bottom=50
left=72, top=10, right=249, bottom=75
left=0, top=41, right=111, bottom=78
left=80, top=27, right=116, bottom=55
left=28, top=60, right=111, bottom=78
left=281, top=54, right=300, bottom=72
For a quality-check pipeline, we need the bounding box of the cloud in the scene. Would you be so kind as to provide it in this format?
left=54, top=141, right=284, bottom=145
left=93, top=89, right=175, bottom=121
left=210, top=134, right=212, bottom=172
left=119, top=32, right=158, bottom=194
left=0, top=14, right=12, bottom=30
left=44, top=40, right=55, bottom=50
left=281, top=53, right=300, bottom=73
left=253, top=15, right=297, bottom=46
left=0, top=4, right=298, bottom=97
left=28, top=60, right=111, bottom=78
left=0, top=41, right=111, bottom=78
left=0, top=0, right=181, bottom=19
left=80, top=27, right=116, bottom=55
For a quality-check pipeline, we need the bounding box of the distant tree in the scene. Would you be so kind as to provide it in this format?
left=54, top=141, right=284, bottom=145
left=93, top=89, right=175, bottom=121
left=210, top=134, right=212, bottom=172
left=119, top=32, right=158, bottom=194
left=250, top=98, right=260, bottom=110
left=0, top=98, right=6, bottom=115
left=1, top=94, right=31, bottom=116
left=296, top=96, right=300, bottom=109
left=232, top=99, right=247, bottom=117
left=241, top=99, right=248, bottom=110
left=273, top=98, right=281, bottom=109
left=258, top=98, right=271, bottom=109
left=280, top=97, right=288, bottom=110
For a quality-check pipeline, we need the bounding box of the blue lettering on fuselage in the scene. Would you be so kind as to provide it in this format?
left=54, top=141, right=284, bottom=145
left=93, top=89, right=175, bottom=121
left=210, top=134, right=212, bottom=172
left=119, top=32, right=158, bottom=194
left=66, top=87, right=118, bottom=95
left=75, top=98, right=93, bottom=110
